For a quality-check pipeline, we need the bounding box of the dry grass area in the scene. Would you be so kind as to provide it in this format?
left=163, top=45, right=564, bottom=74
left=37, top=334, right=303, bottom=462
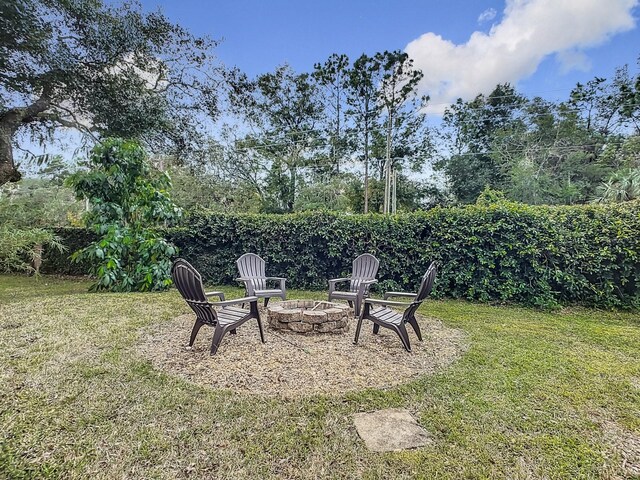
left=1, top=274, right=639, bottom=479
left=600, top=419, right=640, bottom=477
left=137, top=312, right=466, bottom=397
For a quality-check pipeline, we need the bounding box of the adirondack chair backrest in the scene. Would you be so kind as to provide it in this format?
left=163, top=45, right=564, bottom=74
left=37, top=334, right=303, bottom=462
left=415, top=262, right=437, bottom=302
left=172, top=258, right=217, bottom=325
left=236, top=253, right=267, bottom=291
left=349, top=254, right=380, bottom=293
left=404, top=262, right=437, bottom=319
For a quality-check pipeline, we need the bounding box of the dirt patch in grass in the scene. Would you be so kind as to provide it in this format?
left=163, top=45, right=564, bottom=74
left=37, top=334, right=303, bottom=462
left=599, top=419, right=640, bottom=478
left=136, top=310, right=466, bottom=398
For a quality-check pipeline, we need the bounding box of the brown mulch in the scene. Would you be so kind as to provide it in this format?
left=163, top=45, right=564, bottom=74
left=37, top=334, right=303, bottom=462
left=136, top=310, right=467, bottom=398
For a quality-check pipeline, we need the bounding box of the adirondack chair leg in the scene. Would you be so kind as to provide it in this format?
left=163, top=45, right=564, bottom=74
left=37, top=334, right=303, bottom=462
left=373, top=323, right=380, bottom=334
left=354, top=297, right=362, bottom=317
left=353, top=315, right=365, bottom=345
left=394, top=324, right=412, bottom=352
left=256, top=314, right=265, bottom=343
left=406, top=316, right=422, bottom=341
left=210, top=326, right=228, bottom=356
left=189, top=321, right=204, bottom=346
left=264, top=297, right=270, bottom=308
left=250, top=301, right=265, bottom=343
left=347, top=300, right=353, bottom=308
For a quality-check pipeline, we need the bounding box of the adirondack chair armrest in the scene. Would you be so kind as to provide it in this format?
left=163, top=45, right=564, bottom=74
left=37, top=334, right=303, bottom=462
left=205, top=291, right=226, bottom=301
left=356, top=278, right=378, bottom=295
left=235, top=278, right=252, bottom=296
left=364, top=298, right=414, bottom=307
left=265, top=277, right=286, bottom=289
left=210, top=296, right=259, bottom=307
left=328, top=278, right=349, bottom=291
left=383, top=291, right=417, bottom=300
left=236, top=277, right=258, bottom=286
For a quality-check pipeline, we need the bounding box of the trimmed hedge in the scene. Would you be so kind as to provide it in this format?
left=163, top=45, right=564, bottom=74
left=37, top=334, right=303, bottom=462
left=41, top=228, right=96, bottom=276
left=44, top=201, right=640, bottom=308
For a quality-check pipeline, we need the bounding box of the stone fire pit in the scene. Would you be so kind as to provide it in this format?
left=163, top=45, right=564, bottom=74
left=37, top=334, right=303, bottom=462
left=267, top=300, right=352, bottom=334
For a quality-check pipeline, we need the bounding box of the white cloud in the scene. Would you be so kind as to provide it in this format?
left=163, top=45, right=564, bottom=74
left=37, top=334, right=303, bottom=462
left=405, top=0, right=638, bottom=113
left=555, top=49, right=591, bottom=74
left=478, top=8, right=497, bottom=24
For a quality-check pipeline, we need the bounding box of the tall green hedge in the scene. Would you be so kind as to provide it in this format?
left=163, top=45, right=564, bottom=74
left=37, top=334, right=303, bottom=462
left=44, top=201, right=640, bottom=308
left=41, top=228, right=96, bottom=276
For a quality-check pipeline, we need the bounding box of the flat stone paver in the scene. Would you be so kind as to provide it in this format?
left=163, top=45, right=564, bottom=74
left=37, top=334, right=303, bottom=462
left=353, top=408, right=432, bottom=452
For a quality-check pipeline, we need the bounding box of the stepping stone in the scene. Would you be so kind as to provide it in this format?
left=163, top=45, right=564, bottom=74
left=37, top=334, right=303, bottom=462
left=353, top=408, right=432, bottom=452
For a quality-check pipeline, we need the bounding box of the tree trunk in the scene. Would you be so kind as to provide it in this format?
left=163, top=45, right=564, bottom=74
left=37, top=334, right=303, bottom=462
left=335, top=92, right=341, bottom=175
left=0, top=125, right=21, bottom=184
left=32, top=243, right=43, bottom=275
left=383, top=111, right=393, bottom=214
left=363, top=107, right=370, bottom=214
left=0, top=92, right=52, bottom=185
left=289, top=163, right=296, bottom=212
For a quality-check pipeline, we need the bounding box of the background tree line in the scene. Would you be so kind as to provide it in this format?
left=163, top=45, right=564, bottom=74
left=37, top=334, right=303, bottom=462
left=1, top=0, right=639, bottom=222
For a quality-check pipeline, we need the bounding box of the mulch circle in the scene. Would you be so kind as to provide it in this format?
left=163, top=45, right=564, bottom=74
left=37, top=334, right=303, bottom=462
left=136, top=305, right=467, bottom=398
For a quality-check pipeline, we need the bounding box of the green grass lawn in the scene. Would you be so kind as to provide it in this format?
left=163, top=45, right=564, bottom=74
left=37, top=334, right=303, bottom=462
left=1, top=274, right=639, bottom=479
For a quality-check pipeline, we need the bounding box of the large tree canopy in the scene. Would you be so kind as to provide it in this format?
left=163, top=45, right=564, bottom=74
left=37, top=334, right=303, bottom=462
left=0, top=0, right=219, bottom=185
left=226, top=64, right=324, bottom=212
left=437, top=65, right=640, bottom=205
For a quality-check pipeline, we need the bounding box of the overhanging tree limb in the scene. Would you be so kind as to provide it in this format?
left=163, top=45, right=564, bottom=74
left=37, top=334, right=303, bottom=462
left=0, top=0, right=219, bottom=186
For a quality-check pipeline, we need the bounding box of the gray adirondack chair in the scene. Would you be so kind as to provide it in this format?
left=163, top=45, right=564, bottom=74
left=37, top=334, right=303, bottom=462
left=328, top=253, right=379, bottom=316
left=354, top=262, right=437, bottom=352
left=236, top=253, right=286, bottom=307
left=172, top=258, right=265, bottom=355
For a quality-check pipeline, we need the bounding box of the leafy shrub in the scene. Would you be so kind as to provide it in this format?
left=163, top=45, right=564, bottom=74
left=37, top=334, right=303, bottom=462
left=0, top=162, right=84, bottom=229
left=67, top=138, right=180, bottom=292
left=592, top=168, right=640, bottom=203
left=0, top=227, right=65, bottom=274
left=44, top=200, right=640, bottom=308
left=172, top=201, right=639, bottom=309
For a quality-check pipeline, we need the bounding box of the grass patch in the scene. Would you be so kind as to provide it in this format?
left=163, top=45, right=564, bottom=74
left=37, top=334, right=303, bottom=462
left=0, top=274, right=638, bottom=478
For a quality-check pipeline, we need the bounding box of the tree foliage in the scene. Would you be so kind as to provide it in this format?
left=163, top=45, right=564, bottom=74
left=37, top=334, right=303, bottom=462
left=219, top=53, right=433, bottom=213
left=0, top=226, right=64, bottom=274
left=0, top=0, right=219, bottom=185
left=226, top=65, right=324, bottom=212
left=439, top=84, right=527, bottom=203
left=0, top=178, right=83, bottom=228
left=438, top=64, right=640, bottom=205
left=67, top=138, right=180, bottom=291
left=3, top=1, right=639, bottom=213
left=313, top=53, right=351, bottom=174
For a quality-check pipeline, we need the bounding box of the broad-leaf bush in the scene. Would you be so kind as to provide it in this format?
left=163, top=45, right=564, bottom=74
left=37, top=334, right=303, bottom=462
left=45, top=199, right=639, bottom=308
left=67, top=138, right=181, bottom=292
left=171, top=200, right=639, bottom=309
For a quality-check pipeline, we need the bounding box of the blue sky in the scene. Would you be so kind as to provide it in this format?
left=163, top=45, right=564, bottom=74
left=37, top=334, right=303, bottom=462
left=145, top=0, right=640, bottom=108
